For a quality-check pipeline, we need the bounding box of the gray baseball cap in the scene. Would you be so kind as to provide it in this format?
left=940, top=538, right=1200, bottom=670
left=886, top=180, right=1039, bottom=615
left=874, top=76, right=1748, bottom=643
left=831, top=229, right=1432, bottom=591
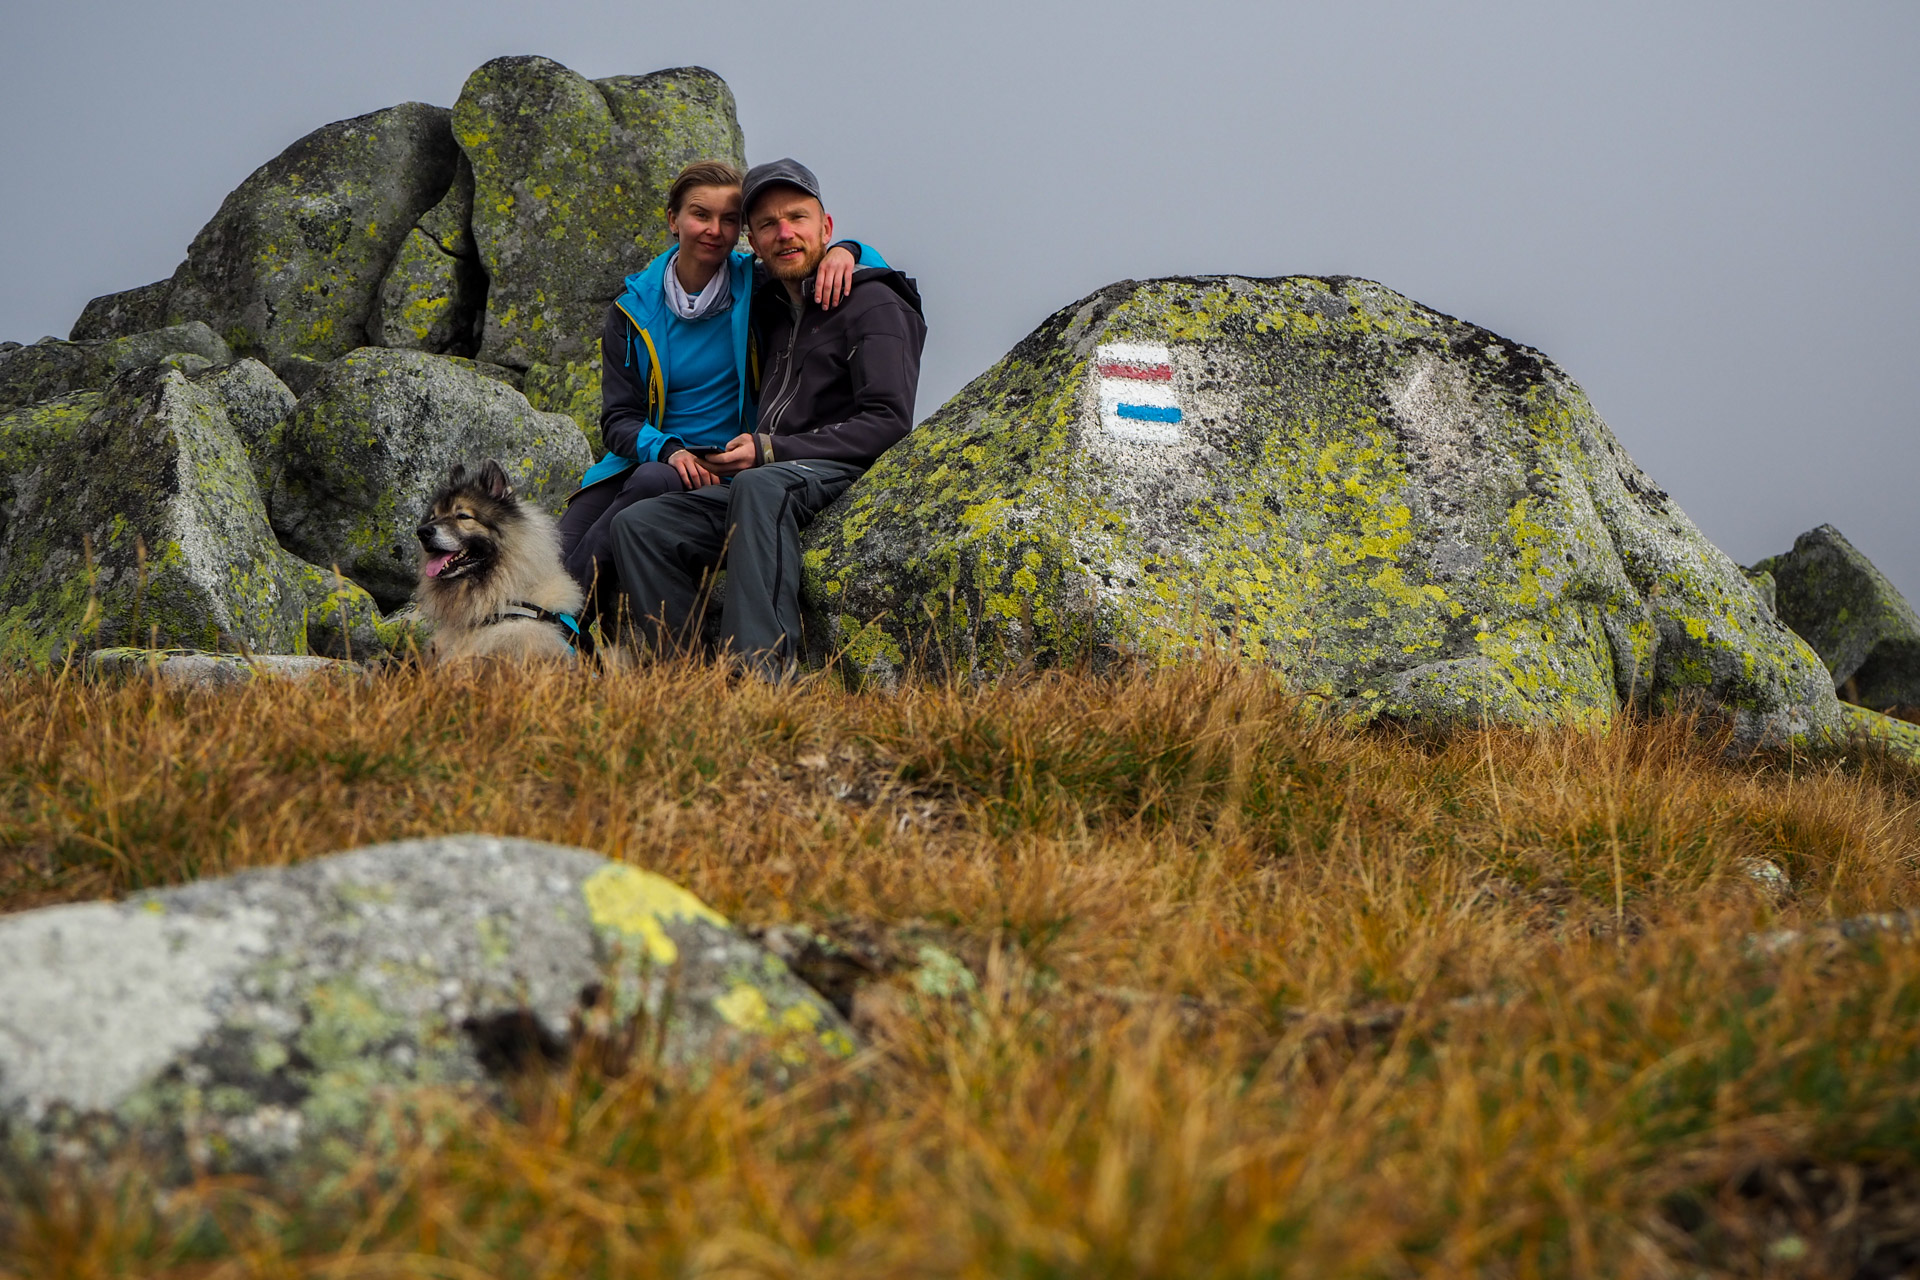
left=742, top=158, right=821, bottom=216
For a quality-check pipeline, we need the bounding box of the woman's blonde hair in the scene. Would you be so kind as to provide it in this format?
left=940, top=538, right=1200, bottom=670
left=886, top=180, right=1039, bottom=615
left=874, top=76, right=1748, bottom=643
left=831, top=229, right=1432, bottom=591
left=666, top=160, right=744, bottom=215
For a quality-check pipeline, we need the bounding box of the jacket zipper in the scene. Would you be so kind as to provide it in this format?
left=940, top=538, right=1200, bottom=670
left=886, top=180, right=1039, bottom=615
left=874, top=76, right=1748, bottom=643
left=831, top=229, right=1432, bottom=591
left=761, top=294, right=808, bottom=436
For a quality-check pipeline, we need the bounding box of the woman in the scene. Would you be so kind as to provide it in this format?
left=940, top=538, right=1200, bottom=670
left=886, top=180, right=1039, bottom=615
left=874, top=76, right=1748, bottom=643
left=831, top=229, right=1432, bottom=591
left=557, top=160, right=881, bottom=617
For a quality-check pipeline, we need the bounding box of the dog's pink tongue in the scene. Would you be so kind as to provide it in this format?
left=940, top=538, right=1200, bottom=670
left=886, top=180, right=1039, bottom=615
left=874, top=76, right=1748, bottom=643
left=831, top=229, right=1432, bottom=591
left=424, top=552, right=455, bottom=579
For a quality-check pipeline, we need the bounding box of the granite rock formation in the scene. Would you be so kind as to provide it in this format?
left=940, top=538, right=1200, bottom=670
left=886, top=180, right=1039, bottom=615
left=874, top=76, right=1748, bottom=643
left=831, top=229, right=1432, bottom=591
left=802, top=275, right=1842, bottom=743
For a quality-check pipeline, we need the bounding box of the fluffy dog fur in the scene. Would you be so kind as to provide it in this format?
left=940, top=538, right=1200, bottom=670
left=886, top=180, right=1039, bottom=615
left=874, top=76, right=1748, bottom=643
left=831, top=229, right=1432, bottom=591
left=414, top=460, right=585, bottom=664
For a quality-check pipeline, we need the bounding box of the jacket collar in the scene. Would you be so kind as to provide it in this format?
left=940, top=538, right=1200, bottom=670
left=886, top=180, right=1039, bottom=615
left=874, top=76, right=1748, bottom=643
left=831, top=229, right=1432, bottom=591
left=618, top=250, right=754, bottom=330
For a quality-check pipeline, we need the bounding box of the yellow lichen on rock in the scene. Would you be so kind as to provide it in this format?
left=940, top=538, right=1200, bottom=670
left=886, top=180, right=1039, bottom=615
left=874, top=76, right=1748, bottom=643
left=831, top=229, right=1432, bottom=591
left=583, top=863, right=728, bottom=965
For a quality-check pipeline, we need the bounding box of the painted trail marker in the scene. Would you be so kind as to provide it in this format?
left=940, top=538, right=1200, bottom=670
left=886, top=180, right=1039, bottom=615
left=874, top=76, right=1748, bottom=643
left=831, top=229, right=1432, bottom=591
left=1095, top=342, right=1182, bottom=443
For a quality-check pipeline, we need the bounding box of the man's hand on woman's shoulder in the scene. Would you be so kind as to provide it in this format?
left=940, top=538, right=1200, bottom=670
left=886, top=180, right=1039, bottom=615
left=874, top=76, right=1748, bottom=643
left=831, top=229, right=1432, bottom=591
left=814, top=244, right=858, bottom=310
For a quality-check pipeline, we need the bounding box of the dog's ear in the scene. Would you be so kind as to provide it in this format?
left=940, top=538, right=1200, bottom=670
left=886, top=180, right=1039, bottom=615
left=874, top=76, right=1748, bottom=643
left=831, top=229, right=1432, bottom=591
left=478, top=459, right=515, bottom=501
left=447, top=463, right=469, bottom=489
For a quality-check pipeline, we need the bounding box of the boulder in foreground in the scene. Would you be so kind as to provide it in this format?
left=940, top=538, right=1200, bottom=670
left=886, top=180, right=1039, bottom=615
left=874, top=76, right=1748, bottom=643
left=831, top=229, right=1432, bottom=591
left=1754, top=525, right=1920, bottom=715
left=0, top=835, right=852, bottom=1186
left=804, top=275, right=1841, bottom=744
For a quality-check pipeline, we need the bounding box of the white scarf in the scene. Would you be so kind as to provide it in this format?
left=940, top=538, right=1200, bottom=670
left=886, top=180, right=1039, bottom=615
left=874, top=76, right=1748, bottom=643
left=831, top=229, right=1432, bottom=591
left=662, top=250, right=732, bottom=320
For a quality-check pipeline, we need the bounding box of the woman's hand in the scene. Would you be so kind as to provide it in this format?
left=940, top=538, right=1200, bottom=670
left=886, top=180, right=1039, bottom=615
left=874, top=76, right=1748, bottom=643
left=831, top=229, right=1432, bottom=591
left=667, top=448, right=720, bottom=489
left=815, top=244, right=859, bottom=309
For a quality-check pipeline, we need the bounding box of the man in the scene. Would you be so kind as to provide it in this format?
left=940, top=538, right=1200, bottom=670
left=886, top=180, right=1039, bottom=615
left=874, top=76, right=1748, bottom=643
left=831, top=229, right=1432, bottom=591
left=609, top=158, right=927, bottom=677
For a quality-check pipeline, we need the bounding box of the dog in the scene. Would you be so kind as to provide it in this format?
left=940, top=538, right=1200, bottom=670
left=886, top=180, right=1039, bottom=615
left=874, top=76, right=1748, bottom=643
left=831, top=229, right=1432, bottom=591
left=414, top=459, right=587, bottom=664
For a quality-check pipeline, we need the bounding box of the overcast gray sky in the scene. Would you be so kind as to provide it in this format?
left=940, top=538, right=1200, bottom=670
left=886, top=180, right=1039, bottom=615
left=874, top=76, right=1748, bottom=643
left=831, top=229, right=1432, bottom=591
left=5, top=1, right=1916, bottom=599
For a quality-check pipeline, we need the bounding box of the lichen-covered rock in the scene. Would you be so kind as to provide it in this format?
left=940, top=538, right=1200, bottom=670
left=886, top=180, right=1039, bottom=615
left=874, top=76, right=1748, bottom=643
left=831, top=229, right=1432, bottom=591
left=281, top=558, right=413, bottom=660
left=596, top=66, right=748, bottom=237
left=84, top=648, right=362, bottom=687
left=69, top=278, right=175, bottom=342
left=454, top=56, right=745, bottom=369
left=1754, top=525, right=1920, bottom=714
left=1837, top=703, right=1920, bottom=765
left=0, top=389, right=99, bottom=497
left=270, top=348, right=591, bottom=608
left=187, top=358, right=296, bottom=497
left=804, top=275, right=1842, bottom=743
left=0, top=322, right=232, bottom=415
left=0, top=365, right=316, bottom=663
left=0, top=835, right=854, bottom=1186
left=163, top=102, right=460, bottom=371
left=523, top=358, right=600, bottom=440
left=369, top=155, right=486, bottom=355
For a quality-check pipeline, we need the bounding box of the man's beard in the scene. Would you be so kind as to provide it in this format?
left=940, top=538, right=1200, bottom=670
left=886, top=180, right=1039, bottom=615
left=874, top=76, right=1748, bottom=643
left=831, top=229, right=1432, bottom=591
left=767, top=243, right=825, bottom=282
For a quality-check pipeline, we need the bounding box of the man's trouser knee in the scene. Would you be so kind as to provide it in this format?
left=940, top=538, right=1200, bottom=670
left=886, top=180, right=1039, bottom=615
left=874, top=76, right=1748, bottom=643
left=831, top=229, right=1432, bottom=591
left=719, top=459, right=864, bottom=675
left=608, top=486, right=731, bottom=652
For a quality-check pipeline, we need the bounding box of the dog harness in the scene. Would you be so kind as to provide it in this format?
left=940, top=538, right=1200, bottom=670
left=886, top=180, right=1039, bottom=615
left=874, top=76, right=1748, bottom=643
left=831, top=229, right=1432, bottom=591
left=490, top=602, right=590, bottom=655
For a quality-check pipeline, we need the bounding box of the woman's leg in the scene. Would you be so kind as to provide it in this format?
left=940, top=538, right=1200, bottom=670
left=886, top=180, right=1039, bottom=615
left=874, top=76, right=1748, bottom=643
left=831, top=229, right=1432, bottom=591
left=557, top=479, right=621, bottom=562
left=567, top=462, right=685, bottom=623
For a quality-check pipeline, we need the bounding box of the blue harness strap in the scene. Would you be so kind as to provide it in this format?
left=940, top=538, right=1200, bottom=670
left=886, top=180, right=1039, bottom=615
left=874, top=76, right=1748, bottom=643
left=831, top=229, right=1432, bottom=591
left=495, top=602, right=591, bottom=654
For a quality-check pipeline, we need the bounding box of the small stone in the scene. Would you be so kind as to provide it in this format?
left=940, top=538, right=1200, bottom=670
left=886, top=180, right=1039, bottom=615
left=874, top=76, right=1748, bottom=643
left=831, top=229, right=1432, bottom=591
left=84, top=649, right=362, bottom=687
left=1737, top=856, right=1792, bottom=899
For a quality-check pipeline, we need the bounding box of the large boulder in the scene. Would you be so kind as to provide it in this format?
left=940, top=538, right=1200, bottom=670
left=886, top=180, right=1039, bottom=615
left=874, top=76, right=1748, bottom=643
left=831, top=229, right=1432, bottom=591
left=0, top=363, right=386, bottom=663
left=163, top=102, right=461, bottom=370
left=270, top=348, right=592, bottom=608
left=0, top=366, right=314, bottom=662
left=1755, top=525, right=1920, bottom=713
left=0, top=836, right=853, bottom=1186
left=0, top=323, right=232, bottom=415
left=453, top=56, right=745, bottom=369
left=803, top=275, right=1842, bottom=743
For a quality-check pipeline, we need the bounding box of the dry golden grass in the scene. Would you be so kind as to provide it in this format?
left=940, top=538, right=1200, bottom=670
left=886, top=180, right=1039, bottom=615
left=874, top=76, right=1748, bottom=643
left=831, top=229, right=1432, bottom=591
left=3, top=659, right=1920, bottom=1278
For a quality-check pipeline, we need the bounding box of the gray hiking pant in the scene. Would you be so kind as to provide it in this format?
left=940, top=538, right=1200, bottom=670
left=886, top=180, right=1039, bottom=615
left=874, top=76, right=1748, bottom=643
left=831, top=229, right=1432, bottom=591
left=608, top=458, right=865, bottom=676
